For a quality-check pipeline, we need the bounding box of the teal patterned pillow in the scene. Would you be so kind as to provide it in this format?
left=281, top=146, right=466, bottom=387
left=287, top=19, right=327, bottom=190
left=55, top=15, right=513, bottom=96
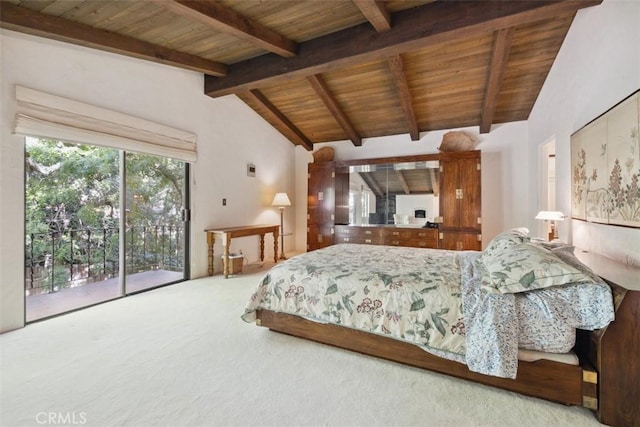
left=482, top=242, right=596, bottom=294
left=483, top=229, right=530, bottom=258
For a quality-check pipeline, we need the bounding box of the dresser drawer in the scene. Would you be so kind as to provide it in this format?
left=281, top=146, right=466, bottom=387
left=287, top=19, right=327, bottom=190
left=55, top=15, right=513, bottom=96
left=336, top=226, right=438, bottom=248
left=334, top=225, right=349, bottom=237
left=335, top=226, right=379, bottom=238
left=409, top=229, right=438, bottom=240
left=381, top=228, right=414, bottom=239
left=411, top=228, right=439, bottom=248
left=382, top=236, right=438, bottom=248
left=335, top=235, right=381, bottom=245
left=383, top=228, right=438, bottom=248
left=401, top=238, right=438, bottom=249
left=335, top=226, right=382, bottom=244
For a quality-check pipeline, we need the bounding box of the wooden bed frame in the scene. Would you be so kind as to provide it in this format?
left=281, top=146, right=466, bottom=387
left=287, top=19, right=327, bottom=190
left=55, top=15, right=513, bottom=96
left=253, top=252, right=639, bottom=427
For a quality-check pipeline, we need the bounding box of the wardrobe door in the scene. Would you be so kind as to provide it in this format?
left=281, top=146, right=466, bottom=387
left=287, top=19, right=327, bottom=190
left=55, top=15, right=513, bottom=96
left=457, top=157, right=481, bottom=230
left=439, top=159, right=460, bottom=230
left=438, top=152, right=481, bottom=251
left=307, top=162, right=335, bottom=251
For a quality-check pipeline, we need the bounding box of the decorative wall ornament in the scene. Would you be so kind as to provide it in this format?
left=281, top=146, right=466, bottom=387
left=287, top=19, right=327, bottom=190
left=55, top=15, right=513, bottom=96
left=438, top=130, right=478, bottom=152
left=312, top=146, right=335, bottom=162
left=571, top=90, right=640, bottom=227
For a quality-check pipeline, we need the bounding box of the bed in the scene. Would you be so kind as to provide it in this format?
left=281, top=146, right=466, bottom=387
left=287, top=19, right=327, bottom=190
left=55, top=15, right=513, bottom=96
left=242, top=229, right=640, bottom=427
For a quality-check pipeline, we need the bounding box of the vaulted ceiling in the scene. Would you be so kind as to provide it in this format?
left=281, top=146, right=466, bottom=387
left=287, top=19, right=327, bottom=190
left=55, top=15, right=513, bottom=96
left=1, top=1, right=602, bottom=150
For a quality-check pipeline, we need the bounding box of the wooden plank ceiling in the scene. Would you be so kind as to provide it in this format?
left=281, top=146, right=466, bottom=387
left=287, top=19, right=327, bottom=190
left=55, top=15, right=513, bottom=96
left=1, top=0, right=601, bottom=151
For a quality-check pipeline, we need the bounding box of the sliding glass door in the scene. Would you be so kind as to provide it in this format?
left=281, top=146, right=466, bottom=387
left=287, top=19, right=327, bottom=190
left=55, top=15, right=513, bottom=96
left=124, top=152, right=187, bottom=293
left=25, top=138, right=188, bottom=322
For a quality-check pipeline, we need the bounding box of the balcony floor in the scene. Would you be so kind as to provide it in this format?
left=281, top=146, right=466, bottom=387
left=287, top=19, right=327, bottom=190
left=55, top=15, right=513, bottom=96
left=26, top=270, right=184, bottom=322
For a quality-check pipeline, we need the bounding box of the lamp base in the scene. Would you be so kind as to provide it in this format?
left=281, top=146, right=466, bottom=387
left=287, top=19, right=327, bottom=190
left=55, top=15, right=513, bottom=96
left=549, top=221, right=558, bottom=241
left=279, top=208, right=286, bottom=260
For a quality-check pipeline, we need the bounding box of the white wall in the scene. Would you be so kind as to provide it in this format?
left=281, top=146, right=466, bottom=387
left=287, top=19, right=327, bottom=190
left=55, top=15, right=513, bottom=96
left=395, top=194, right=437, bottom=221
left=0, top=30, right=295, bottom=332
left=527, top=0, right=640, bottom=265
left=294, top=121, right=531, bottom=251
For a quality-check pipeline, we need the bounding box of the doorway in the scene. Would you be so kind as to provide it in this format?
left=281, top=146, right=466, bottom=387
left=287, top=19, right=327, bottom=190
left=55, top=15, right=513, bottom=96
left=24, top=137, right=189, bottom=322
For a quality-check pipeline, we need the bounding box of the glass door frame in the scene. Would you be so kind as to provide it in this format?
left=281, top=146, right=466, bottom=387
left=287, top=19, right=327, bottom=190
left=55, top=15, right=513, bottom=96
left=24, top=141, right=190, bottom=323
left=119, top=151, right=191, bottom=296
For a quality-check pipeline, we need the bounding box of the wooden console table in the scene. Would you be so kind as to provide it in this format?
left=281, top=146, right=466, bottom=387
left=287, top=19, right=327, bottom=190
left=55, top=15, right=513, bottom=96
left=205, top=225, right=279, bottom=278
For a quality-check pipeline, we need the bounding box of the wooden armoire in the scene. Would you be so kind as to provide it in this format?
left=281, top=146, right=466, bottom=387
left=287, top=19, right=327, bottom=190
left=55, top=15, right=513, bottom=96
left=306, top=161, right=348, bottom=251
left=438, top=151, right=482, bottom=250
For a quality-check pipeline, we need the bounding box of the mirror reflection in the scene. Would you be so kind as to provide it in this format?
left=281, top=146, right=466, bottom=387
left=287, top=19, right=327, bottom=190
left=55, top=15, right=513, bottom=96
left=348, top=161, right=440, bottom=226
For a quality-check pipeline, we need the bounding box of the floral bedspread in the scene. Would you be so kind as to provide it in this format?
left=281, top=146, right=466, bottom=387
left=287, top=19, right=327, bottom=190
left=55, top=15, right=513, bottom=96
left=243, top=244, right=468, bottom=359
left=242, top=243, right=612, bottom=378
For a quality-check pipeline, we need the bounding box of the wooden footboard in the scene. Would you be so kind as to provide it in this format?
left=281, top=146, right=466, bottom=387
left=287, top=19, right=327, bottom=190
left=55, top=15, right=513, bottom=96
left=256, top=309, right=584, bottom=406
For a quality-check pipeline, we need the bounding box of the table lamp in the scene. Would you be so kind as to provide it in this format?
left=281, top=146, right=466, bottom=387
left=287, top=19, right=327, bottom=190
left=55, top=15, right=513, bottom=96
left=535, top=210, right=565, bottom=241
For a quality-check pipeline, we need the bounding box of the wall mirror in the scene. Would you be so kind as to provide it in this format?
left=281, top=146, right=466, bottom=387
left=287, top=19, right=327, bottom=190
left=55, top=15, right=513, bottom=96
left=346, top=160, right=440, bottom=226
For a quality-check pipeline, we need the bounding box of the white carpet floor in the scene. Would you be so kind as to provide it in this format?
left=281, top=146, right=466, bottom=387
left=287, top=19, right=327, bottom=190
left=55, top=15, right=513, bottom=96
left=1, top=262, right=602, bottom=427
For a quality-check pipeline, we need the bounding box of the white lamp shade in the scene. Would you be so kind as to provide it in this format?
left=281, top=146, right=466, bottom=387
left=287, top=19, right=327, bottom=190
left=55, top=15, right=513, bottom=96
left=535, top=211, right=565, bottom=221
left=272, top=192, right=291, bottom=207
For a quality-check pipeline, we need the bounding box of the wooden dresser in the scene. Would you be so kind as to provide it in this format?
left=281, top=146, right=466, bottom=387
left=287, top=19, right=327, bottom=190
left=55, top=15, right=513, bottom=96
left=334, top=225, right=438, bottom=249
left=307, top=150, right=481, bottom=252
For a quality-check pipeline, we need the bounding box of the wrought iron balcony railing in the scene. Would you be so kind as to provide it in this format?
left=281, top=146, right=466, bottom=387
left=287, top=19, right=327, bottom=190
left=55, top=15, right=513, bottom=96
left=25, top=225, right=183, bottom=296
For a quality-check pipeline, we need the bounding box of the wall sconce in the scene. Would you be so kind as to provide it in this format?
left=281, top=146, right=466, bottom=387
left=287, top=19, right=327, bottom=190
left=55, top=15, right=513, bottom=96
left=535, top=210, right=566, bottom=241
left=272, top=192, right=291, bottom=260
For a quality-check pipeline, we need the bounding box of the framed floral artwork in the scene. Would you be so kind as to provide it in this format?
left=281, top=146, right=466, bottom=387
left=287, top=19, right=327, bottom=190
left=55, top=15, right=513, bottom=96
left=571, top=89, right=640, bottom=227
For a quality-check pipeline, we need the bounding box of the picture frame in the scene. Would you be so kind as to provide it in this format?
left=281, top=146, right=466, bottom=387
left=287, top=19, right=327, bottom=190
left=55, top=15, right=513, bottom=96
left=571, top=89, right=640, bottom=227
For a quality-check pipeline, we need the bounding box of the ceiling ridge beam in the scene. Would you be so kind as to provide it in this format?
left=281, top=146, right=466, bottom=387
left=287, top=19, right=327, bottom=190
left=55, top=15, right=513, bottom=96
left=388, top=55, right=420, bottom=141
left=159, top=1, right=297, bottom=58
left=480, top=27, right=515, bottom=133
left=0, top=2, right=228, bottom=77
left=205, top=0, right=601, bottom=97
left=244, top=89, right=313, bottom=151
left=307, top=74, right=362, bottom=147
left=352, top=0, right=391, bottom=32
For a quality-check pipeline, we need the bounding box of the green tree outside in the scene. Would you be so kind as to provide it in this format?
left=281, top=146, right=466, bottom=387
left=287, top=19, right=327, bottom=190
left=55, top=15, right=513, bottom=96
left=25, top=137, right=185, bottom=293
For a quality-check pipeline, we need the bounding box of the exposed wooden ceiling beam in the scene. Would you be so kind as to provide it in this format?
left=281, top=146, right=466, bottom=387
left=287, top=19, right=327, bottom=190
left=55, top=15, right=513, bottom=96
left=159, top=1, right=297, bottom=58
left=395, top=170, right=410, bottom=194
left=244, top=89, right=313, bottom=151
left=205, top=0, right=601, bottom=97
left=352, top=0, right=391, bottom=32
left=0, top=2, right=227, bottom=77
left=307, top=75, right=362, bottom=147
left=480, top=28, right=515, bottom=133
left=359, top=173, right=384, bottom=198
left=388, top=55, right=420, bottom=141
left=429, top=168, right=439, bottom=197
